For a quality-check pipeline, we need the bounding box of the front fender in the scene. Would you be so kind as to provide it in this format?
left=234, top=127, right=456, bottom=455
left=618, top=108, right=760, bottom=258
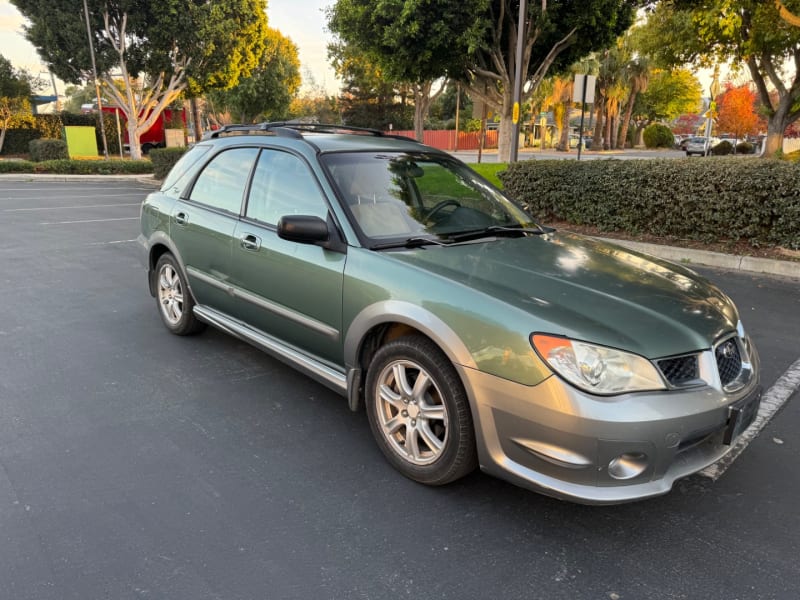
left=343, top=300, right=478, bottom=371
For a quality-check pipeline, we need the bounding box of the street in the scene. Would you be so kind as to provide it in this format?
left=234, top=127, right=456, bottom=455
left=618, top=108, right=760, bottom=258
left=0, top=179, right=798, bottom=600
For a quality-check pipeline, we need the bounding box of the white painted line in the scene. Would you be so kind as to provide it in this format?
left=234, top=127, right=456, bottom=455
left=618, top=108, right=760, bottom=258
left=40, top=217, right=139, bottom=225
left=86, top=239, right=137, bottom=246
left=0, top=193, right=145, bottom=201
left=700, top=356, right=800, bottom=480
left=5, top=203, right=140, bottom=212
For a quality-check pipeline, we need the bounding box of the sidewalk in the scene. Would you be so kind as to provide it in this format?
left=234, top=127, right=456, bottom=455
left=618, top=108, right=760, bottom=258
left=1, top=173, right=797, bottom=280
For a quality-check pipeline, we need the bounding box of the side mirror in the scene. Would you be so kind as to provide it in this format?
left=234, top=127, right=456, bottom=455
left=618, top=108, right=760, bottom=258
left=277, top=215, right=330, bottom=243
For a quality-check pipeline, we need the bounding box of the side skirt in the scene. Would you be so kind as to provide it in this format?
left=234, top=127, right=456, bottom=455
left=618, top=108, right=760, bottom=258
left=193, top=304, right=348, bottom=397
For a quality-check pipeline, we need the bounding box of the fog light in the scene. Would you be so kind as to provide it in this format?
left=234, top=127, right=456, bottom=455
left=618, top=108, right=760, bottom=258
left=608, top=453, right=648, bottom=480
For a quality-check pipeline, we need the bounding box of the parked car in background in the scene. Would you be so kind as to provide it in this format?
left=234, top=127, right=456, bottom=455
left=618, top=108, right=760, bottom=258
left=139, top=123, right=761, bottom=504
left=685, top=136, right=720, bottom=156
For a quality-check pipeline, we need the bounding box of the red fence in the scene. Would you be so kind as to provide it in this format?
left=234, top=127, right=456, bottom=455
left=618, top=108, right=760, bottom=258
left=386, top=130, right=498, bottom=151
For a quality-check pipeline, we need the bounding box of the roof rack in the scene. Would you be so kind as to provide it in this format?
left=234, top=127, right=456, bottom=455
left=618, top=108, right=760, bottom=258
left=203, top=122, right=417, bottom=142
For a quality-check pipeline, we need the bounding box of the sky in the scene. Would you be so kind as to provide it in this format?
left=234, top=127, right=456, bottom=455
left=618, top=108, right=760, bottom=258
left=0, top=0, right=340, bottom=95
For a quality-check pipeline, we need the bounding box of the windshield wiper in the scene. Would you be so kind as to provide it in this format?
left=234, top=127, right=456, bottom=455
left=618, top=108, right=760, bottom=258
left=448, top=224, right=555, bottom=242
left=370, top=236, right=450, bottom=250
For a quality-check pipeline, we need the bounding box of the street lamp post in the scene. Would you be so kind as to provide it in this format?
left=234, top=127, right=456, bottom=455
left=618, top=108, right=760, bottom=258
left=82, top=0, right=109, bottom=159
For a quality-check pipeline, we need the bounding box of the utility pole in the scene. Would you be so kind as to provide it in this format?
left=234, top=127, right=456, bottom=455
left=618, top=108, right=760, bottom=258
left=82, top=0, right=109, bottom=159
left=509, top=0, right=527, bottom=163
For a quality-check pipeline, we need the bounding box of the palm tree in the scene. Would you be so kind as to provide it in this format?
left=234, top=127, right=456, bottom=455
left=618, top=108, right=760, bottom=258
left=617, top=55, right=650, bottom=149
left=593, top=45, right=625, bottom=150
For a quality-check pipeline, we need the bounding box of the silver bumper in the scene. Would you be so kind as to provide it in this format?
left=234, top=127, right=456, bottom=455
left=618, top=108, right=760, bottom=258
left=457, top=360, right=761, bottom=505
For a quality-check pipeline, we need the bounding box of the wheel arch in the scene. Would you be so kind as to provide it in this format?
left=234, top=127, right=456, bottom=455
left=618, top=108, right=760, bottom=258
left=146, top=233, right=191, bottom=299
left=344, top=301, right=477, bottom=412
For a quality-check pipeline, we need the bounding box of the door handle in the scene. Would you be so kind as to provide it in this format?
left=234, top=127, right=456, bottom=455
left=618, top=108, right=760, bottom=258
left=240, top=233, right=261, bottom=251
left=174, top=211, right=189, bottom=226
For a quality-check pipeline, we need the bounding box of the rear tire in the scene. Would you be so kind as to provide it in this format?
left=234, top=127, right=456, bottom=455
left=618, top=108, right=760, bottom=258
left=365, top=335, right=477, bottom=486
left=154, top=253, right=205, bottom=336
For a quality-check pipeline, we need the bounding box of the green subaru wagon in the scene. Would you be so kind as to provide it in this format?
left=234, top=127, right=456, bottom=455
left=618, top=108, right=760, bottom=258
left=138, top=123, right=761, bottom=504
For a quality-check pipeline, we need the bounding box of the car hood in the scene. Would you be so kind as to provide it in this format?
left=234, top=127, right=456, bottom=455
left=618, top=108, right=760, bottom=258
left=388, top=232, right=739, bottom=358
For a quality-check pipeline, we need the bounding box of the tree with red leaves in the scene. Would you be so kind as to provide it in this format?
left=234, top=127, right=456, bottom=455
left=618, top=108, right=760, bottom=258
left=715, top=83, right=761, bottom=141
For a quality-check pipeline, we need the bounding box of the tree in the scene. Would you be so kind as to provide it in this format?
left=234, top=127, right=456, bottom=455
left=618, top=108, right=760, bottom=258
left=0, top=55, right=36, bottom=155
left=428, top=82, right=473, bottom=125
left=288, top=70, right=341, bottom=124
left=206, top=28, right=301, bottom=124
left=777, top=0, right=800, bottom=27
left=643, top=1, right=800, bottom=157
left=0, top=55, right=34, bottom=99
left=12, top=0, right=268, bottom=159
left=672, top=113, right=705, bottom=135
left=63, top=83, right=96, bottom=113
left=328, top=41, right=414, bottom=131
left=633, top=68, right=702, bottom=125
left=715, top=83, right=761, bottom=142
left=327, top=0, right=487, bottom=142
left=462, top=0, right=640, bottom=160
left=614, top=30, right=650, bottom=149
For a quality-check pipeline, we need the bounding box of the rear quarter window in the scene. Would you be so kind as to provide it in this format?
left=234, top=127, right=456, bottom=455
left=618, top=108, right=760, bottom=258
left=160, top=144, right=212, bottom=196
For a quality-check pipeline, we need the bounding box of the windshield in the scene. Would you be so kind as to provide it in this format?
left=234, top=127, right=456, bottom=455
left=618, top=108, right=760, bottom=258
left=322, top=152, right=535, bottom=246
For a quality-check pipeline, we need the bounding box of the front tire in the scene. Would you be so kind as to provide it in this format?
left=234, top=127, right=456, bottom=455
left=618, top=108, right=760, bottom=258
left=154, top=253, right=205, bottom=336
left=365, top=335, right=477, bottom=485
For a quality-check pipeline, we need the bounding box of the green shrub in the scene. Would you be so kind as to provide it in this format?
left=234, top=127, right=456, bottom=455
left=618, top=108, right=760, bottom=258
left=29, top=139, right=68, bottom=161
left=33, top=114, right=63, bottom=139
left=33, top=159, right=153, bottom=175
left=150, top=147, right=187, bottom=179
left=712, top=140, right=734, bottom=155
left=499, top=157, right=800, bottom=249
left=0, top=128, right=41, bottom=155
left=785, top=150, right=800, bottom=163
left=462, top=118, right=482, bottom=133
left=0, top=160, right=35, bottom=173
left=736, top=141, right=754, bottom=154
left=642, top=124, right=674, bottom=148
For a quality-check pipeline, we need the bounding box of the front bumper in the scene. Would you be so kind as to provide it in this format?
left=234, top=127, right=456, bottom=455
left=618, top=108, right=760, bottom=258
left=457, top=355, right=761, bottom=505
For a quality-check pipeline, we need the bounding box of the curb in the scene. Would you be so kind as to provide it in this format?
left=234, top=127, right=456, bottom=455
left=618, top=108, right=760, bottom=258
left=602, top=237, right=799, bottom=280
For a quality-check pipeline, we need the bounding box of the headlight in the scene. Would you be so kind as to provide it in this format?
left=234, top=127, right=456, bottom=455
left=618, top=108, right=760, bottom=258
left=531, top=334, right=666, bottom=395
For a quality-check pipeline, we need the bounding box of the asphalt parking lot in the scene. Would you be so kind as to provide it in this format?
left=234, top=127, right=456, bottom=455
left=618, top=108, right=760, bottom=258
left=1, top=179, right=798, bottom=600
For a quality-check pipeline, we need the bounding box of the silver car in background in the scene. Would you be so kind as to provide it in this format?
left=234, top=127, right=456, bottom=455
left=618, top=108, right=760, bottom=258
left=685, top=136, right=720, bottom=156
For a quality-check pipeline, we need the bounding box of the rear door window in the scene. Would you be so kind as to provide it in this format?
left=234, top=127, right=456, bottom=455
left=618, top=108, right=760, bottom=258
left=188, top=147, right=259, bottom=214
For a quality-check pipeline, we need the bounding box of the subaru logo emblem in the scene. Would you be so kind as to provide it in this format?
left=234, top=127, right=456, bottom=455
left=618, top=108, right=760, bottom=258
left=721, top=341, right=736, bottom=359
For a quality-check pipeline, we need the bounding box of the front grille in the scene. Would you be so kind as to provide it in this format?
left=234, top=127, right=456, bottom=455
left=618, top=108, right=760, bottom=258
left=657, top=355, right=699, bottom=387
left=715, top=338, right=742, bottom=387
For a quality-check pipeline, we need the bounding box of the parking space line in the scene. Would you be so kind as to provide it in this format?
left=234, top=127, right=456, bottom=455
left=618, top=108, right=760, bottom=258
left=5, top=203, right=141, bottom=212
left=40, top=217, right=139, bottom=225
left=86, top=239, right=137, bottom=246
left=1, top=193, right=145, bottom=201
left=701, top=356, right=800, bottom=480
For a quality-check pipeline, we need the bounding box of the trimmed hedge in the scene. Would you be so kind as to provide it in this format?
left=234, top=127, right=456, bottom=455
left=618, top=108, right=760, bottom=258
left=499, top=158, right=800, bottom=249
left=33, top=159, right=153, bottom=174
left=0, top=160, right=34, bottom=173
left=150, top=146, right=186, bottom=179
left=0, top=158, right=152, bottom=174
left=29, top=139, right=68, bottom=161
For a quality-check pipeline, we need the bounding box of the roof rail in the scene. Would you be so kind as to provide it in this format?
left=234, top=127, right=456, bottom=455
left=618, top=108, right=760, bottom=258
left=202, top=122, right=418, bottom=142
